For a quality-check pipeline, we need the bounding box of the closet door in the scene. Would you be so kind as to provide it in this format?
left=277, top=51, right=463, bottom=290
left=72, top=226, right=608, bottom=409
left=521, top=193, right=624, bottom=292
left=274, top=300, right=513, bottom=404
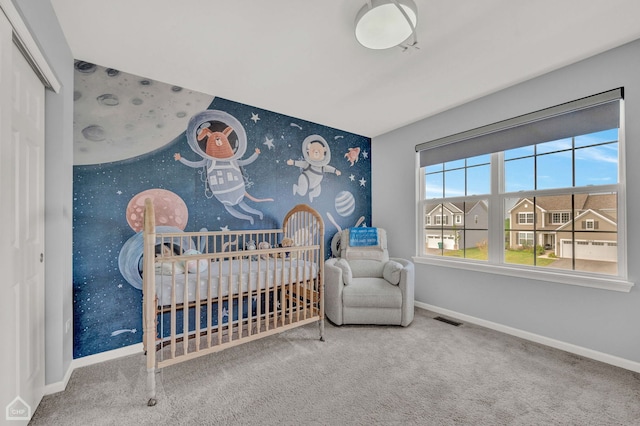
left=0, top=11, right=46, bottom=423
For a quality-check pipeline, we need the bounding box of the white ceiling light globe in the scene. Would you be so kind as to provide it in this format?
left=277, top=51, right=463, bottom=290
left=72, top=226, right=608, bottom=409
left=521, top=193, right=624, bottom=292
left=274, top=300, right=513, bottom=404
left=355, top=1, right=418, bottom=50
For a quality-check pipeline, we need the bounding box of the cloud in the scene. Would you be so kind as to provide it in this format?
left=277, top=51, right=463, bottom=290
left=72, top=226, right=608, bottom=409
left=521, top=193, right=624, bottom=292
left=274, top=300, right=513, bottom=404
left=575, top=144, right=618, bottom=164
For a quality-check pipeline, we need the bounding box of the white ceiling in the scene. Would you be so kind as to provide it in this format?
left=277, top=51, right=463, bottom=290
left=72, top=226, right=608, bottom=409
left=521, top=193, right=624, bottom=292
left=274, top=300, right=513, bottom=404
left=50, top=0, right=640, bottom=138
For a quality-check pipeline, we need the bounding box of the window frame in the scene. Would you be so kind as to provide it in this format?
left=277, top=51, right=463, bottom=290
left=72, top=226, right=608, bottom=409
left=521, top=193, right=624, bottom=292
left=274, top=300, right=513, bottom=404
left=414, top=93, right=631, bottom=293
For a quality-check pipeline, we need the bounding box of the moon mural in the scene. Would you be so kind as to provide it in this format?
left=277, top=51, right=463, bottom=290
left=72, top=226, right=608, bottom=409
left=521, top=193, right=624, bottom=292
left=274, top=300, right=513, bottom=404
left=73, top=60, right=214, bottom=165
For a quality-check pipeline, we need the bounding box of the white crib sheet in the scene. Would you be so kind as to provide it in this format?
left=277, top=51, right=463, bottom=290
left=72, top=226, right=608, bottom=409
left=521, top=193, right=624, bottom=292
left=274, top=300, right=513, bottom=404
left=155, top=258, right=318, bottom=306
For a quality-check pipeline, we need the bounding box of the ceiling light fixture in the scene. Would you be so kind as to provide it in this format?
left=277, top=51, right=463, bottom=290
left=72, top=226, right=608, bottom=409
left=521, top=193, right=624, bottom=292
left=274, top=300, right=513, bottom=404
left=355, top=0, right=418, bottom=50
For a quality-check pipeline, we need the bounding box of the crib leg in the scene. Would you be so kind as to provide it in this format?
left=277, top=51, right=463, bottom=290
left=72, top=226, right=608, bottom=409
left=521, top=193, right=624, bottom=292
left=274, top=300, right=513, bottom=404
left=147, top=368, right=157, bottom=407
left=319, top=318, right=325, bottom=342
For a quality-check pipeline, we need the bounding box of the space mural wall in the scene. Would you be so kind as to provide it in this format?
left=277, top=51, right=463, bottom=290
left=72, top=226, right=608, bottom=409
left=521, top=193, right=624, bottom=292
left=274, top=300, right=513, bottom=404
left=72, top=61, right=372, bottom=358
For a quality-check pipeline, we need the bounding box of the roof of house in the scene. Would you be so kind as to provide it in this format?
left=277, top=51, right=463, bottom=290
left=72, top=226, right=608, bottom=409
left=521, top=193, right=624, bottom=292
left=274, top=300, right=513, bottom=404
left=512, top=193, right=615, bottom=213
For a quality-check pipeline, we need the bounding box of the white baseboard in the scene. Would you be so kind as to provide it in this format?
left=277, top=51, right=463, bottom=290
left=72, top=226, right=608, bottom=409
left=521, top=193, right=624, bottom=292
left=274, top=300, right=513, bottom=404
left=44, top=343, right=144, bottom=395
left=415, top=301, right=640, bottom=374
left=43, top=361, right=74, bottom=395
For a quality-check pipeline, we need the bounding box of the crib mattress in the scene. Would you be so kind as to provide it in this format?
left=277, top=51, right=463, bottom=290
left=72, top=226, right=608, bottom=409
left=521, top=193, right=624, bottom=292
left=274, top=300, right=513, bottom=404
left=155, top=258, right=318, bottom=306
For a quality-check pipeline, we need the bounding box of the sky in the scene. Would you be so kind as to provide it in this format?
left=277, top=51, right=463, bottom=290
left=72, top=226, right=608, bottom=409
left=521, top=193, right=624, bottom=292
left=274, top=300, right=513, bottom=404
left=424, top=128, right=619, bottom=199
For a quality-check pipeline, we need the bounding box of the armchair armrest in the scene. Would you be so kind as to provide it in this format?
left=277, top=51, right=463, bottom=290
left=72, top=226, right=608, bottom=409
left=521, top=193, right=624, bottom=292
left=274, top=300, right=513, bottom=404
left=325, top=258, right=346, bottom=325
left=390, top=257, right=415, bottom=326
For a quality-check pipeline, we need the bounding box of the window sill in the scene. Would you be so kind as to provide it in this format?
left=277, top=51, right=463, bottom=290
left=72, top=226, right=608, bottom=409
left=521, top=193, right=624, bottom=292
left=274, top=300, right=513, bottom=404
left=412, top=255, right=634, bottom=292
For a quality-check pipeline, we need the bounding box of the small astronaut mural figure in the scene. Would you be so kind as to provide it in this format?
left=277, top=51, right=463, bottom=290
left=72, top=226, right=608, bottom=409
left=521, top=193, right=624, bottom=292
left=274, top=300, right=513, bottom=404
left=175, top=110, right=273, bottom=224
left=287, top=135, right=340, bottom=202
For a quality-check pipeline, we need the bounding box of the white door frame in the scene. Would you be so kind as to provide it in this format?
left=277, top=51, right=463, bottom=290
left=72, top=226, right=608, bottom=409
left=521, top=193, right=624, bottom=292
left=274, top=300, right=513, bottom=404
left=0, top=2, right=60, bottom=423
left=0, top=0, right=60, bottom=93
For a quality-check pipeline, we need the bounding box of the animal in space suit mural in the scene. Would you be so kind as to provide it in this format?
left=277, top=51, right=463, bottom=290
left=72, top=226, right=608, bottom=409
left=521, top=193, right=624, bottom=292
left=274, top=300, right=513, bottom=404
left=287, top=135, right=341, bottom=202
left=174, top=110, right=273, bottom=224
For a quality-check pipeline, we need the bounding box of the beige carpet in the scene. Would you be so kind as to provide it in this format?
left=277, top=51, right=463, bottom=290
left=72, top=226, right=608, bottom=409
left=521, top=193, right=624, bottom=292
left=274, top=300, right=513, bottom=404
left=30, top=309, right=640, bottom=425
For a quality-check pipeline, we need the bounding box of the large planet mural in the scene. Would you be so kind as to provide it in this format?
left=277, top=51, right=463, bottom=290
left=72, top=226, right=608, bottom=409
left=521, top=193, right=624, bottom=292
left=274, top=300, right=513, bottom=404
left=119, top=188, right=191, bottom=289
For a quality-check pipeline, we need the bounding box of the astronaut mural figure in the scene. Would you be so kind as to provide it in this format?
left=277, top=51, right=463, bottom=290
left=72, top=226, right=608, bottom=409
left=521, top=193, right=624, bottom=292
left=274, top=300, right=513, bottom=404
left=175, top=110, right=273, bottom=224
left=287, top=135, right=341, bottom=202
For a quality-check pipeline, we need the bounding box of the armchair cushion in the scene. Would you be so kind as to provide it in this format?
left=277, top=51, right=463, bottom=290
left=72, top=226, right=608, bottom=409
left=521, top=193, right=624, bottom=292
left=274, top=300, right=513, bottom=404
left=383, top=260, right=403, bottom=285
left=348, top=259, right=385, bottom=278
left=342, top=278, right=402, bottom=309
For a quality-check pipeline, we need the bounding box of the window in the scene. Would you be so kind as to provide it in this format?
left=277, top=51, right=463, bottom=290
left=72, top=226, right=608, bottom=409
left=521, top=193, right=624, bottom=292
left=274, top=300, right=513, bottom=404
left=434, top=215, right=449, bottom=225
left=518, top=213, right=534, bottom=224
left=416, top=89, right=629, bottom=291
left=518, top=232, right=534, bottom=246
left=552, top=212, right=571, bottom=224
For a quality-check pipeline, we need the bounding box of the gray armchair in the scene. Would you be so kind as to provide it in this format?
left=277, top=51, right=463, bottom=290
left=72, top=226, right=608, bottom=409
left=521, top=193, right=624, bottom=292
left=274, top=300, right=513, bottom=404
left=325, top=228, right=414, bottom=327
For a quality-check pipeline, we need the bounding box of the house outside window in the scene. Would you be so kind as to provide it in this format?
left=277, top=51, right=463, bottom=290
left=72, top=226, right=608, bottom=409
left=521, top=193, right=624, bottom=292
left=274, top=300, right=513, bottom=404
left=416, top=89, right=627, bottom=291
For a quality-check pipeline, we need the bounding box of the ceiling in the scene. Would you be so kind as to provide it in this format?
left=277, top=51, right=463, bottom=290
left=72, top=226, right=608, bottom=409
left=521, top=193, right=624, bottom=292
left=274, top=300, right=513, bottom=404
left=50, top=0, right=640, bottom=138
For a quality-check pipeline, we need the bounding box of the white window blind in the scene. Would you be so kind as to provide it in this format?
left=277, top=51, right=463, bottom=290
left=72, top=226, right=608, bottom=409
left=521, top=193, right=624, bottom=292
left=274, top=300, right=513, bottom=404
left=416, top=88, right=623, bottom=168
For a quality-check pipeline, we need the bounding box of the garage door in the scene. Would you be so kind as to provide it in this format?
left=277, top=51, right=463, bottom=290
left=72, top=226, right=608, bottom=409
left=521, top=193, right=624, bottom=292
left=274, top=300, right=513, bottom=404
left=426, top=234, right=456, bottom=249
left=560, top=239, right=617, bottom=262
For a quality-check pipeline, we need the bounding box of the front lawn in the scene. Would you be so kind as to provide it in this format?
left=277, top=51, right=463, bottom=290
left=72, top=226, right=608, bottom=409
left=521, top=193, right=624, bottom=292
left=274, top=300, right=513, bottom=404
left=443, top=247, right=556, bottom=266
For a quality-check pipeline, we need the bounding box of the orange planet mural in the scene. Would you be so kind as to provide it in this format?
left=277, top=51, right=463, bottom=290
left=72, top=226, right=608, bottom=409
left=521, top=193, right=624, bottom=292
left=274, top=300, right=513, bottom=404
left=126, top=188, right=188, bottom=232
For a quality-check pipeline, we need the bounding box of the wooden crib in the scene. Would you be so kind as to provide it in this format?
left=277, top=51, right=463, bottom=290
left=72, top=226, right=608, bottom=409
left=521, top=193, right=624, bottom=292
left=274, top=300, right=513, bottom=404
left=141, top=199, right=325, bottom=406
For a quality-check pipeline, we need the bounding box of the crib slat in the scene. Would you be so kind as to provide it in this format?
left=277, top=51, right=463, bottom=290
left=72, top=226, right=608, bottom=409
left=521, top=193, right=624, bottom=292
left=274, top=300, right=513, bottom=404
left=237, top=252, right=243, bottom=340
left=228, top=254, right=234, bottom=343
left=183, top=262, right=189, bottom=355
left=195, top=268, right=201, bottom=353
left=256, top=250, right=262, bottom=334
left=217, top=250, right=223, bottom=346
left=170, top=261, right=176, bottom=360
left=280, top=252, right=286, bottom=325
left=206, top=251, right=212, bottom=349
left=297, top=254, right=302, bottom=322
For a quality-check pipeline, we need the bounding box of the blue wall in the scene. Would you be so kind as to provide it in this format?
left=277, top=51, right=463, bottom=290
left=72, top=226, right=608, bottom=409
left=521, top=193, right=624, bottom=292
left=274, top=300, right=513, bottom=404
left=72, top=64, right=371, bottom=358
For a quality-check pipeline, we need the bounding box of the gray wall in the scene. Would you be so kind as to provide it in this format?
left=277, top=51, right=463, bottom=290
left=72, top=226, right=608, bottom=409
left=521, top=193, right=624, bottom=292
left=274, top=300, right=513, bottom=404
left=372, top=38, right=640, bottom=363
left=13, top=0, right=74, bottom=384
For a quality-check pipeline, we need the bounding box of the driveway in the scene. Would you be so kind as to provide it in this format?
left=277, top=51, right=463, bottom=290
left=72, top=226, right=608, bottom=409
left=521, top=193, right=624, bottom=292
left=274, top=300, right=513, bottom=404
left=544, top=258, right=617, bottom=274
